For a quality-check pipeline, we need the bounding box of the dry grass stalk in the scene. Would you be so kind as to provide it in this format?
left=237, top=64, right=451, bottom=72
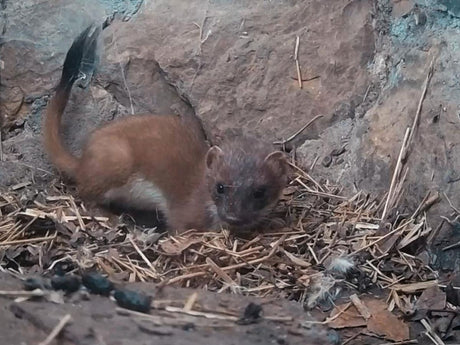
left=406, top=58, right=435, bottom=149
left=273, top=114, right=323, bottom=145
left=0, top=151, right=436, bottom=315
left=381, top=59, right=435, bottom=225
left=294, top=35, right=302, bottom=89
left=421, top=318, right=446, bottom=345
left=381, top=127, right=411, bottom=222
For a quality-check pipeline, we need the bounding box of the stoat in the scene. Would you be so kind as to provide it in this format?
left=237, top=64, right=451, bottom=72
left=43, top=23, right=288, bottom=234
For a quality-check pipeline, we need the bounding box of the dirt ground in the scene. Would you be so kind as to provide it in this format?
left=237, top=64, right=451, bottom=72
left=2, top=0, right=460, bottom=344
left=0, top=273, right=335, bottom=345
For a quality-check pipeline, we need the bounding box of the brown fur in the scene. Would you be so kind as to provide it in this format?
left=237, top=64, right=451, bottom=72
left=45, top=96, right=212, bottom=231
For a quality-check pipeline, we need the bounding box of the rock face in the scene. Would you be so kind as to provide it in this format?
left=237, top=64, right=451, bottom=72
left=107, top=0, right=375, bottom=144
left=0, top=0, right=374, bottom=180
left=299, top=1, right=460, bottom=218
left=1, top=0, right=460, bottom=257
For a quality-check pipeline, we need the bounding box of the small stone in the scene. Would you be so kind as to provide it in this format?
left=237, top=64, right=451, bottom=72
left=114, top=289, right=152, bottom=313
left=335, top=157, right=344, bottom=165
left=413, top=6, right=427, bottom=26
left=327, top=329, right=341, bottom=345
left=182, top=322, right=195, bottom=331
left=82, top=272, right=114, bottom=296
left=236, top=302, right=263, bottom=325
left=322, top=155, right=332, bottom=167
left=51, top=275, right=81, bottom=293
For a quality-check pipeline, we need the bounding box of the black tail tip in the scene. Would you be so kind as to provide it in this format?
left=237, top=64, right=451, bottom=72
left=60, top=22, right=102, bottom=89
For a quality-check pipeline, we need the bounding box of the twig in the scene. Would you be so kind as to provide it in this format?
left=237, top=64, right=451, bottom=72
left=273, top=114, right=323, bottom=145
left=192, top=18, right=211, bottom=46
left=0, top=289, right=46, bottom=297
left=0, top=233, right=57, bottom=246
left=10, top=181, right=32, bottom=191
left=0, top=104, right=3, bottom=162
left=189, top=2, right=210, bottom=92
left=392, top=280, right=438, bottom=293
left=381, top=60, right=434, bottom=221
left=113, top=40, right=134, bottom=115
left=38, top=314, right=72, bottom=345
left=343, top=332, right=363, bottom=345
left=302, top=302, right=352, bottom=325
left=128, top=235, right=157, bottom=274
left=295, top=61, right=302, bottom=89
left=165, top=235, right=286, bottom=285
left=406, top=59, right=435, bottom=149
left=420, top=318, right=445, bottom=345
left=290, top=75, right=320, bottom=82
left=206, top=257, right=239, bottom=291
left=377, top=341, right=418, bottom=345
left=347, top=221, right=408, bottom=256
left=443, top=192, right=460, bottom=215
left=69, top=197, right=85, bottom=231
left=294, top=35, right=302, bottom=89
left=0, top=129, right=3, bottom=162
left=442, top=239, right=460, bottom=251
left=116, top=307, right=235, bottom=328
left=412, top=191, right=439, bottom=219
left=10, top=161, right=54, bottom=175
left=381, top=127, right=411, bottom=221
left=362, top=84, right=371, bottom=103
left=165, top=306, right=238, bottom=321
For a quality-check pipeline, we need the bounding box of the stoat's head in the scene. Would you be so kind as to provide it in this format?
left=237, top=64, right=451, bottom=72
left=205, top=137, right=288, bottom=232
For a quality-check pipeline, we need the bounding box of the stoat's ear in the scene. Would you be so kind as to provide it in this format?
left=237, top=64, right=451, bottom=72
left=205, top=146, right=224, bottom=170
left=263, top=151, right=288, bottom=176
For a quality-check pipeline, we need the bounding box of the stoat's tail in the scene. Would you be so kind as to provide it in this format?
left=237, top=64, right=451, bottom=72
left=43, top=23, right=100, bottom=179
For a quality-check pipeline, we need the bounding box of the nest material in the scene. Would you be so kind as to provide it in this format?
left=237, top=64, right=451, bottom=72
left=0, top=163, right=438, bottom=312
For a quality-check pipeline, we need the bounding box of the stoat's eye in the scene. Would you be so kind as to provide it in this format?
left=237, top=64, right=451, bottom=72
left=253, top=186, right=266, bottom=199
left=216, top=183, right=225, bottom=194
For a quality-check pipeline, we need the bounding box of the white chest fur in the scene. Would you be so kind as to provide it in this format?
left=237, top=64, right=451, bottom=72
left=103, top=176, right=168, bottom=213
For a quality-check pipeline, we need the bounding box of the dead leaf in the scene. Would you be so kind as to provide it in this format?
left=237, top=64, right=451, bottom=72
left=159, top=236, right=202, bottom=256
left=377, top=232, right=399, bottom=254
left=328, top=303, right=367, bottom=329
left=366, top=298, right=410, bottom=342
left=415, top=285, right=446, bottom=310
left=330, top=298, right=410, bottom=341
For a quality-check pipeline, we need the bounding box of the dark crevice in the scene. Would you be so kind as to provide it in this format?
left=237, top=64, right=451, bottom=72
left=156, top=62, right=213, bottom=145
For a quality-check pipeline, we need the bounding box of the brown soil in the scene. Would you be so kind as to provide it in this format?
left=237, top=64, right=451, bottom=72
left=0, top=273, right=332, bottom=345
